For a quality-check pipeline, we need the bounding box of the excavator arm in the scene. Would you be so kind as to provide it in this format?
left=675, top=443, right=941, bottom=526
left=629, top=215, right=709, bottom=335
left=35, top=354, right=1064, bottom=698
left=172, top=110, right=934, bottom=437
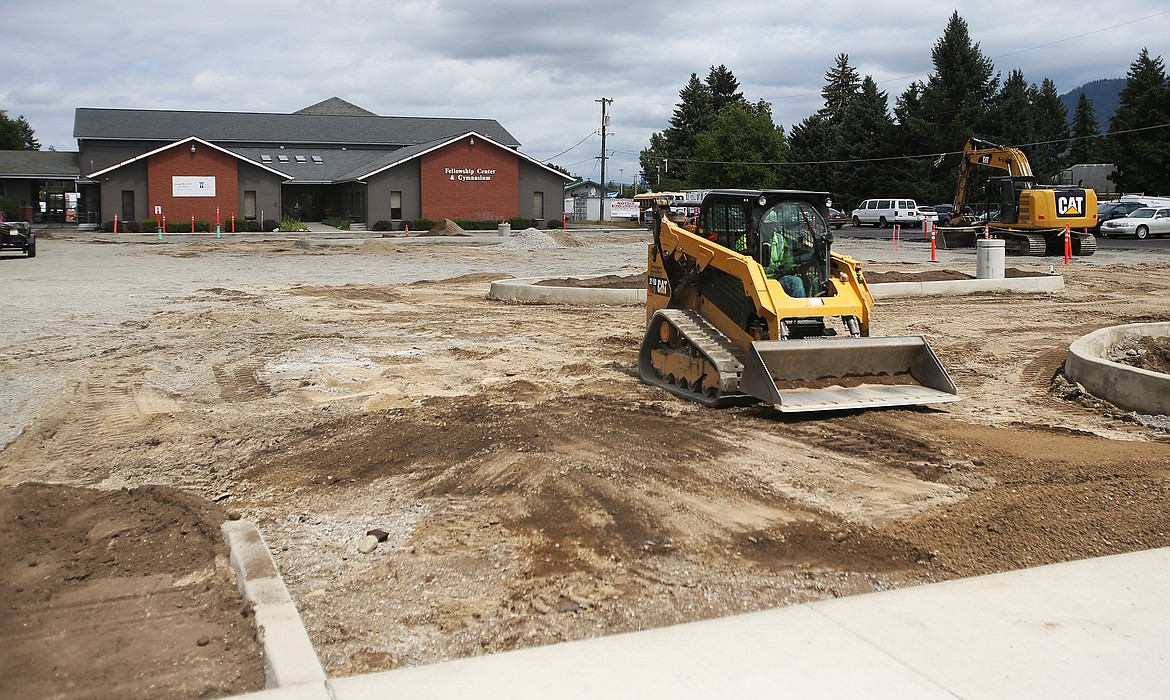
left=953, top=138, right=1034, bottom=223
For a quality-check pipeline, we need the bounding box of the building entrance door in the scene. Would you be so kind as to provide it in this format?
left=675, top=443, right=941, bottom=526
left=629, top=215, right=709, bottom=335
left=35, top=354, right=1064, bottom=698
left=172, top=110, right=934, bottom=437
left=121, top=190, right=135, bottom=223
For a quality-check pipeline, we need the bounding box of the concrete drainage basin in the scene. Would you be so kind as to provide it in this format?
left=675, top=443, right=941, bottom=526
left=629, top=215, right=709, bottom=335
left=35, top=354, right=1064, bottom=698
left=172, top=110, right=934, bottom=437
left=1065, top=322, right=1170, bottom=415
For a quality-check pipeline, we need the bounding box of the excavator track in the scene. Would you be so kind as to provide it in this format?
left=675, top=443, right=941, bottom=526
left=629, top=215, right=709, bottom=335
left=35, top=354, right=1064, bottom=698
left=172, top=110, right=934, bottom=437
left=1073, top=231, right=1097, bottom=256
left=638, top=309, right=751, bottom=407
left=999, top=230, right=1048, bottom=256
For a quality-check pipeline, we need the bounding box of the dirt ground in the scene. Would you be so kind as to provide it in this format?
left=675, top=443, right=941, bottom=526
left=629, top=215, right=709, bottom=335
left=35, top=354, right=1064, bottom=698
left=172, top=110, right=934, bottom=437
left=2, top=229, right=1170, bottom=690
left=0, top=483, right=264, bottom=698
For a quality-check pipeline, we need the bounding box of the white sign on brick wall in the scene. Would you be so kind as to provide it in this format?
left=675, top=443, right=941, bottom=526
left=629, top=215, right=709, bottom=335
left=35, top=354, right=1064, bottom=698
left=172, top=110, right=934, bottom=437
left=172, top=176, right=216, bottom=197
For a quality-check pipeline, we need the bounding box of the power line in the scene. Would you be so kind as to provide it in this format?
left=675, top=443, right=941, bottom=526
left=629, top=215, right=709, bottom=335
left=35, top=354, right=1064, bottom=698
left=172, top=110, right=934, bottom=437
left=541, top=131, right=597, bottom=161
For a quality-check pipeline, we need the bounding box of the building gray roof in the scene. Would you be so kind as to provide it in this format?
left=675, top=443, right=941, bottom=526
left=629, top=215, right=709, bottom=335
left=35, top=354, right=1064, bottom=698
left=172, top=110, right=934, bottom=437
left=0, top=150, right=80, bottom=179
left=345, top=133, right=574, bottom=183
left=73, top=107, right=520, bottom=148
left=228, top=146, right=390, bottom=183
left=294, top=97, right=378, bottom=117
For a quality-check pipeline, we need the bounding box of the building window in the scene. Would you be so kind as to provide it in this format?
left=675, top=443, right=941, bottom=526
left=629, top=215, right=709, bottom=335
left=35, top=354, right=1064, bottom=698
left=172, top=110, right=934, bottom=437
left=533, top=192, right=544, bottom=220
left=244, top=191, right=257, bottom=220
left=390, top=191, right=402, bottom=220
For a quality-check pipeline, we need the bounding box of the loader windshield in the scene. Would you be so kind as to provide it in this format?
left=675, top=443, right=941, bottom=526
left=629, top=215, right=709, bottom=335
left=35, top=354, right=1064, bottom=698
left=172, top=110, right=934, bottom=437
left=760, top=200, right=829, bottom=297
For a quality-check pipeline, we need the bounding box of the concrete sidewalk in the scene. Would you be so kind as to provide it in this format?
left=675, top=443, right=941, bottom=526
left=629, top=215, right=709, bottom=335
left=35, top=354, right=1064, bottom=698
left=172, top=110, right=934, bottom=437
left=228, top=547, right=1170, bottom=699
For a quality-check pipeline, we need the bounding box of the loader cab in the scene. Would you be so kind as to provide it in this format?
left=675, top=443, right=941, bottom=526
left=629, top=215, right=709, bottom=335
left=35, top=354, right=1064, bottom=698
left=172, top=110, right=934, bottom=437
left=697, top=191, right=831, bottom=298
left=758, top=198, right=831, bottom=297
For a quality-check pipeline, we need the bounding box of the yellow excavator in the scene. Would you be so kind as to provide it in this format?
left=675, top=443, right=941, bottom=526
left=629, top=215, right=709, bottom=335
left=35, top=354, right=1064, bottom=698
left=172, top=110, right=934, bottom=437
left=947, top=138, right=1098, bottom=256
left=639, top=189, right=959, bottom=412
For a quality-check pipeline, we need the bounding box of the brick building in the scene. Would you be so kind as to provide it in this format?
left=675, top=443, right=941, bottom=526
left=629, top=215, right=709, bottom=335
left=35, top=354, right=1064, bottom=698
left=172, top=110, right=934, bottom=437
left=67, top=97, right=570, bottom=229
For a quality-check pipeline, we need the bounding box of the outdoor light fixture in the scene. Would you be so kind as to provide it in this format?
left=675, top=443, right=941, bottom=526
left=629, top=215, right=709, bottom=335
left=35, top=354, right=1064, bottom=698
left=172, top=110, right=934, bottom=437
left=190, top=144, right=196, bottom=153
left=469, top=136, right=475, bottom=146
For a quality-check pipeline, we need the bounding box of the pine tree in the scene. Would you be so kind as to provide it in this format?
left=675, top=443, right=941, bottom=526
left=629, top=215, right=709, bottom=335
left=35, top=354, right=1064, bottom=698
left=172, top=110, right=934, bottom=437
left=1108, top=48, right=1170, bottom=193
left=706, top=64, right=744, bottom=114
left=664, top=73, right=713, bottom=164
left=819, top=54, right=861, bottom=125
left=0, top=111, right=40, bottom=150
left=1029, top=79, right=1069, bottom=179
left=640, top=65, right=766, bottom=189
left=920, top=12, right=999, bottom=153
left=786, top=113, right=834, bottom=192
left=836, top=77, right=894, bottom=207
left=985, top=69, right=1034, bottom=146
left=1068, top=93, right=1102, bottom=165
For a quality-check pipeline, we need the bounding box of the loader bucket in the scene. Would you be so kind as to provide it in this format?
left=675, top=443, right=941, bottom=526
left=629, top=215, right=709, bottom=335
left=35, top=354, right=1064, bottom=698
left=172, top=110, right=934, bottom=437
left=738, top=336, right=959, bottom=413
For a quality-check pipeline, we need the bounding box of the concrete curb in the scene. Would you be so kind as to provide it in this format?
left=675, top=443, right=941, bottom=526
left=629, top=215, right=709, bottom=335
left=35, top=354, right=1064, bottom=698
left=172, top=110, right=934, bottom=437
left=868, top=274, right=1063, bottom=298
left=1065, top=322, right=1170, bottom=415
left=489, top=277, right=645, bottom=305
left=487, top=275, right=1064, bottom=305
left=221, top=520, right=330, bottom=695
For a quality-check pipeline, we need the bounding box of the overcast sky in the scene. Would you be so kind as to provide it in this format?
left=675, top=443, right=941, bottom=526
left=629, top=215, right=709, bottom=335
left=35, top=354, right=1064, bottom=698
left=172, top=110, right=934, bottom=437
left=2, top=1, right=1166, bottom=186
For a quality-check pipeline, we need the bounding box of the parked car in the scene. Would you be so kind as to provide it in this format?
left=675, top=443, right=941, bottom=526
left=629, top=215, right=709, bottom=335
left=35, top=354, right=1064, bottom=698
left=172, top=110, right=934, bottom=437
left=928, top=204, right=972, bottom=226
left=850, top=198, right=925, bottom=228
left=1094, top=200, right=1146, bottom=233
left=826, top=208, right=846, bottom=229
left=0, top=222, right=35, bottom=258
left=1099, top=207, right=1170, bottom=239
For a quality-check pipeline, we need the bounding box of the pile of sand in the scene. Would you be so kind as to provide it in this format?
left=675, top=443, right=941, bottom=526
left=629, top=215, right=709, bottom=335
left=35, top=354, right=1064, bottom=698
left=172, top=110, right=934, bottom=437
left=422, top=219, right=468, bottom=237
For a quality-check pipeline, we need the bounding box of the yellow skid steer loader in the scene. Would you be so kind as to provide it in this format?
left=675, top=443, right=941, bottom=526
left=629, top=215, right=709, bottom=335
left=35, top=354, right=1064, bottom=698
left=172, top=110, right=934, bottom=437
left=639, top=189, right=958, bottom=412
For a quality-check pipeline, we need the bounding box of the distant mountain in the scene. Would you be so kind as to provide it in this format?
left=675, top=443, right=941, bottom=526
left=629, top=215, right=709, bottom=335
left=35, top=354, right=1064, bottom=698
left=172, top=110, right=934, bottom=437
left=1059, top=78, right=1125, bottom=127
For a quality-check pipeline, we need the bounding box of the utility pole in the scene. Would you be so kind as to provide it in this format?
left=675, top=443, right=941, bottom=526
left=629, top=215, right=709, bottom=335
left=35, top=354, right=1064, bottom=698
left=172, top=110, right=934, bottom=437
left=596, top=98, right=612, bottom=196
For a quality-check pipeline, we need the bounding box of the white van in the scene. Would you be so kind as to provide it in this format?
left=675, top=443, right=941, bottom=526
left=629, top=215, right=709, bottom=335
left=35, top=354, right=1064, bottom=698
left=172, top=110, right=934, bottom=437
left=850, top=198, right=928, bottom=228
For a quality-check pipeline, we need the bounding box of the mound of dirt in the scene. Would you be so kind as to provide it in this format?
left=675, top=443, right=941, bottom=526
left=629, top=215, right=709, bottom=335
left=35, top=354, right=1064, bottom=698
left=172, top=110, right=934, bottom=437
left=866, top=267, right=1046, bottom=283
left=0, top=483, right=265, bottom=699
left=1110, top=335, right=1170, bottom=375
left=537, top=273, right=646, bottom=289
left=866, top=269, right=972, bottom=283
left=422, top=219, right=468, bottom=237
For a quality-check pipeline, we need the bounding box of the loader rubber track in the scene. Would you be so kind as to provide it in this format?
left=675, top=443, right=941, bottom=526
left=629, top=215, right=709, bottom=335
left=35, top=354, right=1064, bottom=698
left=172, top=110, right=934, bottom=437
left=638, top=309, right=752, bottom=408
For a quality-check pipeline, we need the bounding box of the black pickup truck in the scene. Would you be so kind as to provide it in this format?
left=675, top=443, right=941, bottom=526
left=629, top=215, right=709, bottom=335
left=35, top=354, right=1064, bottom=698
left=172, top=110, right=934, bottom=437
left=0, top=222, right=35, bottom=257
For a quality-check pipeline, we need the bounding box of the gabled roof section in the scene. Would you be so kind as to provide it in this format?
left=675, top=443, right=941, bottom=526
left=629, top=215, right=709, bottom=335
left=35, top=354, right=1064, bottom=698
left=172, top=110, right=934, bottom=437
left=565, top=178, right=602, bottom=190
left=294, top=98, right=377, bottom=117
left=350, top=132, right=574, bottom=182
left=74, top=107, right=521, bottom=148
left=87, top=137, right=291, bottom=179
left=230, top=146, right=387, bottom=184
left=0, top=150, right=80, bottom=179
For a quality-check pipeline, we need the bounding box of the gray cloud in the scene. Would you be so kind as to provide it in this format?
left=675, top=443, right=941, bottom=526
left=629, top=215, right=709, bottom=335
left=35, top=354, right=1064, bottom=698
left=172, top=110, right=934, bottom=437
left=1, top=0, right=1163, bottom=183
